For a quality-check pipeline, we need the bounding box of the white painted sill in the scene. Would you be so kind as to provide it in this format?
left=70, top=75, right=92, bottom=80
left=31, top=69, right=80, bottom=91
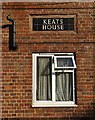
left=32, top=101, right=77, bottom=107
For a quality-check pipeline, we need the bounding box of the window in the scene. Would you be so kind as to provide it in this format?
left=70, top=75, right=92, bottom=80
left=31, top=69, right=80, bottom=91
left=54, top=55, right=76, bottom=69
left=32, top=53, right=77, bottom=107
left=33, top=18, right=75, bottom=31
left=30, top=15, right=77, bottom=32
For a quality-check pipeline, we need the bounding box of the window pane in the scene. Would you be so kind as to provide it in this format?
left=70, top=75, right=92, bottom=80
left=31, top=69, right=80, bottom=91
left=64, top=25, right=69, bottom=30
left=56, top=72, right=73, bottom=101
left=68, top=18, right=74, bottom=24
left=37, top=57, right=52, bottom=101
left=68, top=25, right=74, bottom=30
left=63, top=18, right=69, bottom=24
left=57, top=58, right=73, bottom=68
left=33, top=17, right=74, bottom=31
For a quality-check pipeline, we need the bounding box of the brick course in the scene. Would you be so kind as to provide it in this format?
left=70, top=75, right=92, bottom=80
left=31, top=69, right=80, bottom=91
left=2, top=2, right=95, bottom=119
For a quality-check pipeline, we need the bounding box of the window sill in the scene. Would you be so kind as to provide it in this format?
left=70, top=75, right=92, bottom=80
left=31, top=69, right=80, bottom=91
left=32, top=101, right=77, bottom=107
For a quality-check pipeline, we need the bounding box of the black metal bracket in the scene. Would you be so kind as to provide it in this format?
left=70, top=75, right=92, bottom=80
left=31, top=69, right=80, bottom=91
left=2, top=14, right=18, bottom=51
left=6, top=14, right=18, bottom=51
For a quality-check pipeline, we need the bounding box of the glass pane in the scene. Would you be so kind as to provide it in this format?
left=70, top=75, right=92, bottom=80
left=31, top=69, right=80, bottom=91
left=68, top=25, right=74, bottom=30
left=37, top=57, right=52, bottom=101
left=33, top=18, right=74, bottom=31
left=33, top=18, right=38, bottom=25
left=63, top=18, right=69, bottom=24
left=56, top=72, right=73, bottom=101
left=57, top=58, right=74, bottom=68
left=64, top=25, right=69, bottom=30
left=68, top=18, right=74, bottom=24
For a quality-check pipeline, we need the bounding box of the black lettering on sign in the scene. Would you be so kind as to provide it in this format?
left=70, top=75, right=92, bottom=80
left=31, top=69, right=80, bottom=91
left=33, top=18, right=74, bottom=31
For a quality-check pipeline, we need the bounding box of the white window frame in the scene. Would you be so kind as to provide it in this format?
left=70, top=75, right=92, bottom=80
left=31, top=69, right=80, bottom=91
left=32, top=53, right=77, bottom=107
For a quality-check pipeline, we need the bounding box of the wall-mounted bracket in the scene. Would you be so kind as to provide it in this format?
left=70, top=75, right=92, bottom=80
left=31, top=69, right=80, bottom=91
left=7, top=14, right=18, bottom=51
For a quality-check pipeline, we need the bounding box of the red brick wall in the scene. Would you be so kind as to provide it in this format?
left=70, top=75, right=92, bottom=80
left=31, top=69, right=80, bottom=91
left=2, top=2, right=95, bottom=119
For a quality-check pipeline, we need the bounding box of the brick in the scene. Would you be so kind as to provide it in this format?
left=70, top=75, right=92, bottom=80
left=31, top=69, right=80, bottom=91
left=2, top=1, right=95, bottom=120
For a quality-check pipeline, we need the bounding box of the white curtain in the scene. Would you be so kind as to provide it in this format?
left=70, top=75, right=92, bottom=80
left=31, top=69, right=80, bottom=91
left=56, top=72, right=73, bottom=101
left=37, top=57, right=52, bottom=101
